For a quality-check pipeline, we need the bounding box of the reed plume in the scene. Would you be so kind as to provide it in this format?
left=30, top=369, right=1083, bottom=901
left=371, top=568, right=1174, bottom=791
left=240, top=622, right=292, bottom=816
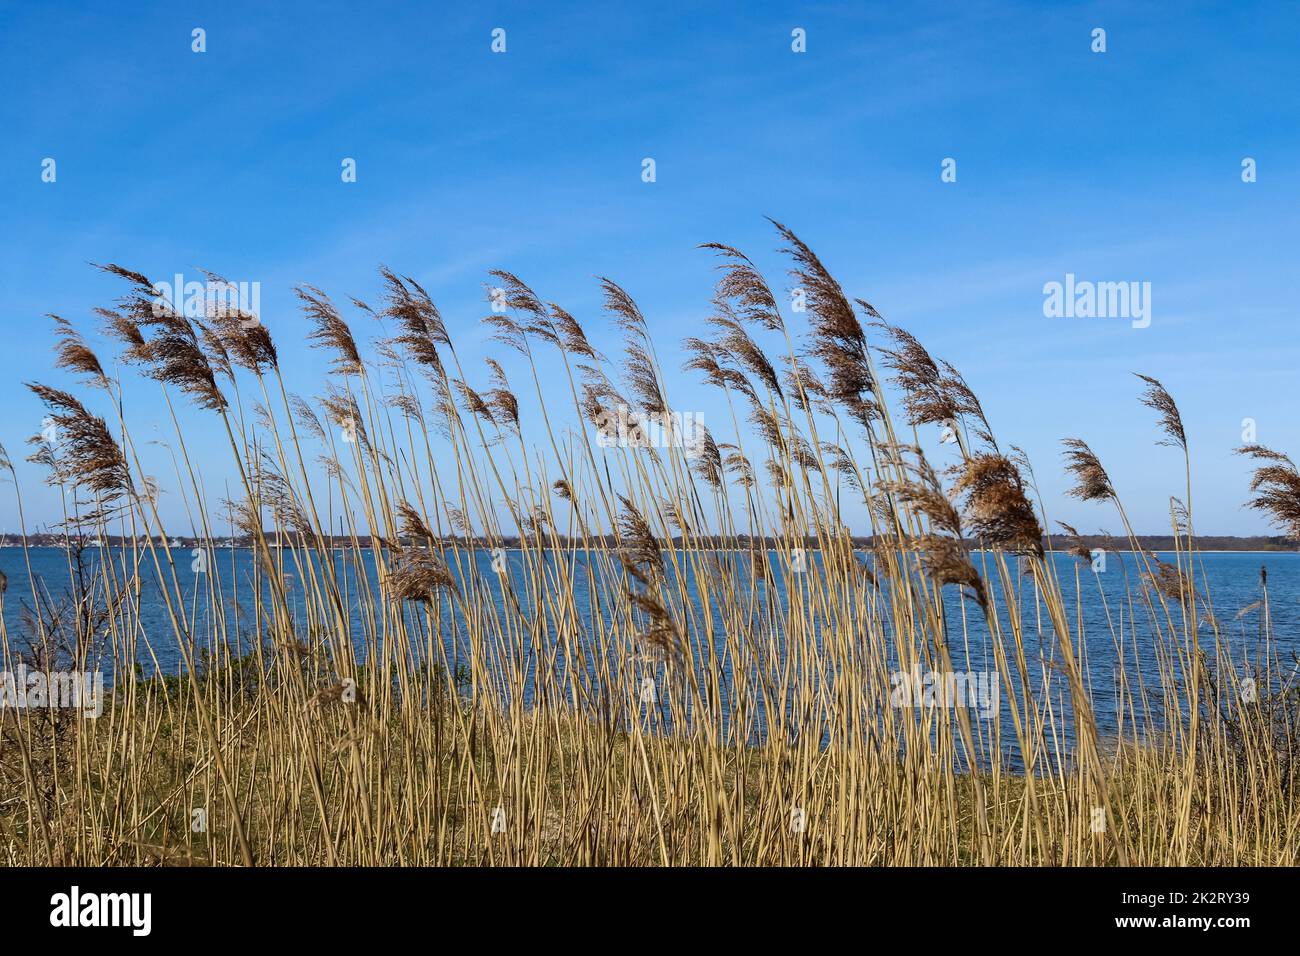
left=387, top=548, right=456, bottom=603
left=771, top=219, right=877, bottom=426
left=1135, top=373, right=1186, bottom=450
left=881, top=448, right=987, bottom=606
left=876, top=323, right=957, bottom=429
left=1236, top=444, right=1300, bottom=539
left=699, top=242, right=784, bottom=331
left=300, top=285, right=362, bottom=375
left=96, top=264, right=228, bottom=410
left=950, top=453, right=1044, bottom=556
left=1062, top=438, right=1115, bottom=502
left=627, top=588, right=684, bottom=664
left=618, top=493, right=663, bottom=580
left=26, top=383, right=131, bottom=497
left=1056, top=521, right=1095, bottom=564
left=50, top=315, right=107, bottom=387
left=380, top=268, right=448, bottom=382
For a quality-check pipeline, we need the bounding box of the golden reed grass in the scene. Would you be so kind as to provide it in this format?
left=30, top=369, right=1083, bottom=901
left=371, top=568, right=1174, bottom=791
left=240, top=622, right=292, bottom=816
left=0, top=222, right=1296, bottom=866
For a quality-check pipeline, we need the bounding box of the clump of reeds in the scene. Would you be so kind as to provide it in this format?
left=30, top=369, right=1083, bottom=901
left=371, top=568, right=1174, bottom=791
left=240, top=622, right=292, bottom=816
left=0, top=221, right=1294, bottom=870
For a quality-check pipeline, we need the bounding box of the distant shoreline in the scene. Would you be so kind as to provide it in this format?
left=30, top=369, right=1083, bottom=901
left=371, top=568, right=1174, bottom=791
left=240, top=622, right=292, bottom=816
left=2, top=538, right=1296, bottom=555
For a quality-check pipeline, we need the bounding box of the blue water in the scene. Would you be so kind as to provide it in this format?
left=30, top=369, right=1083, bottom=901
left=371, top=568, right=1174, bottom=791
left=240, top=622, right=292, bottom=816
left=2, top=546, right=1295, bottom=760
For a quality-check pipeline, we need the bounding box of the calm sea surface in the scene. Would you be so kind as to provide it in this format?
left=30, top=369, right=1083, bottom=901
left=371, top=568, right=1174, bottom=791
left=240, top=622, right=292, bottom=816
left=2, top=547, right=1296, bottom=754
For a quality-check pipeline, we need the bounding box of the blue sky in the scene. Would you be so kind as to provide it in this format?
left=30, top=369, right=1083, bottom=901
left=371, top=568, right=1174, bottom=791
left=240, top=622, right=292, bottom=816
left=0, top=0, right=1297, bottom=535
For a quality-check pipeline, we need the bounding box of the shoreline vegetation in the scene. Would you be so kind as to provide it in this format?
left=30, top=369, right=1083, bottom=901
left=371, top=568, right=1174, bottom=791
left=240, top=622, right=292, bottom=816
left=3, top=533, right=1297, bottom=552
left=1, top=222, right=1297, bottom=866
